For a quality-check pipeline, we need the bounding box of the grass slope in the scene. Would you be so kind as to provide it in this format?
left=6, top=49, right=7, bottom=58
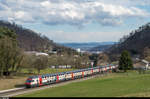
left=16, top=71, right=150, bottom=97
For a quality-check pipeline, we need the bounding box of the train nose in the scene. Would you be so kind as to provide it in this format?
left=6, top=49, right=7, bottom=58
left=25, top=78, right=32, bottom=88
left=25, top=82, right=30, bottom=85
left=25, top=82, right=32, bottom=88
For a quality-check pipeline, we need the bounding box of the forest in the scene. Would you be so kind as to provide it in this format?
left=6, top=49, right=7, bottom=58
left=106, top=22, right=150, bottom=61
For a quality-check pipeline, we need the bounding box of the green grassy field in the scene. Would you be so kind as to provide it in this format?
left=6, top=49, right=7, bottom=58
left=16, top=71, right=150, bottom=97
left=20, top=68, right=75, bottom=74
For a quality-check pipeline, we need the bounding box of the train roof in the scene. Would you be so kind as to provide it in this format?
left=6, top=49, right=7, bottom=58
left=28, top=75, right=39, bottom=79
left=26, top=65, right=117, bottom=79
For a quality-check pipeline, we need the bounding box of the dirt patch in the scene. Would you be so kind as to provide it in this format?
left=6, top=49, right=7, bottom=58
left=0, top=76, right=27, bottom=91
left=120, top=92, right=150, bottom=97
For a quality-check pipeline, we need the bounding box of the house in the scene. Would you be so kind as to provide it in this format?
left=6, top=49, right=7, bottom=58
left=133, top=59, right=149, bottom=70
left=142, top=59, right=149, bottom=70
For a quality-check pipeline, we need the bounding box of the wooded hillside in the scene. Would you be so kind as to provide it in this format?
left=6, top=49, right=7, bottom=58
left=0, top=20, right=75, bottom=54
left=106, top=22, right=150, bottom=61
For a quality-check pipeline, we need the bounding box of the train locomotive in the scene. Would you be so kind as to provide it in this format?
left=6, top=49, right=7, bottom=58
left=25, top=64, right=118, bottom=88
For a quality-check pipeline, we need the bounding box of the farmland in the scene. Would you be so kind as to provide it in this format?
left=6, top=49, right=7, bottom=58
left=16, top=71, right=150, bottom=97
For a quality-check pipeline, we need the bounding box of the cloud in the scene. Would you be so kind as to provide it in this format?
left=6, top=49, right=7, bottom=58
left=0, top=0, right=149, bottom=27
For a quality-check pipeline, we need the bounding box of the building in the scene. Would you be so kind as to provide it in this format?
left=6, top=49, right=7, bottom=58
left=133, top=59, right=149, bottom=70
left=76, top=48, right=81, bottom=52
left=49, top=65, right=72, bottom=69
left=142, top=59, right=149, bottom=70
left=48, top=50, right=57, bottom=54
left=25, top=51, right=49, bottom=56
left=35, top=52, right=49, bottom=56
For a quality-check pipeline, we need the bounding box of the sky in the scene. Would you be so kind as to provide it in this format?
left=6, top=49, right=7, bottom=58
left=0, top=0, right=150, bottom=43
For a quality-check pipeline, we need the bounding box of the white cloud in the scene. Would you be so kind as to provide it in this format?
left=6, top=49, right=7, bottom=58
left=0, top=0, right=149, bottom=27
left=1, top=0, right=150, bottom=42
left=41, top=1, right=51, bottom=7
left=14, top=11, right=25, bottom=19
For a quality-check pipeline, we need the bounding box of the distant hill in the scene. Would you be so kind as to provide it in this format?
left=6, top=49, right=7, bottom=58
left=60, top=42, right=116, bottom=51
left=88, top=44, right=113, bottom=52
left=0, top=20, right=75, bottom=53
left=106, top=22, right=150, bottom=61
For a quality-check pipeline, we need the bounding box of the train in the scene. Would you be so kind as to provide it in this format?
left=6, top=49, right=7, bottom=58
left=25, top=64, right=118, bottom=88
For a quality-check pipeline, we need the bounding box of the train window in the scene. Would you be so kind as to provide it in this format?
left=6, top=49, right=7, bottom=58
left=26, top=80, right=31, bottom=83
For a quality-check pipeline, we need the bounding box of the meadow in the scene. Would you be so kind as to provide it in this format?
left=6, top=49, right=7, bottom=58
left=20, top=68, right=75, bottom=75
left=16, top=70, right=150, bottom=97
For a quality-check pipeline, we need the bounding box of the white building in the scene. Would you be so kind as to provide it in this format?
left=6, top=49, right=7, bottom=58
left=76, top=48, right=81, bottom=52
left=142, top=59, right=149, bottom=70
left=35, top=52, right=48, bottom=56
left=50, top=65, right=72, bottom=69
left=25, top=51, right=49, bottom=56
left=48, top=50, right=57, bottom=54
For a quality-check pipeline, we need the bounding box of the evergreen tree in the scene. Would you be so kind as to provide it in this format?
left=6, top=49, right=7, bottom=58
left=119, top=50, right=133, bottom=72
left=0, top=27, right=17, bottom=40
left=89, top=54, right=99, bottom=67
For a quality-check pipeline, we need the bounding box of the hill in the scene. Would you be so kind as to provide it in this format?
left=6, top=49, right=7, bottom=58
left=106, top=22, right=150, bottom=61
left=0, top=20, right=75, bottom=53
left=88, top=44, right=115, bottom=52
left=60, top=42, right=115, bottom=51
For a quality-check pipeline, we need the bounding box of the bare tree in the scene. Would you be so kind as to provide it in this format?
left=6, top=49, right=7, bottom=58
left=33, top=55, right=48, bottom=74
left=0, top=36, right=24, bottom=76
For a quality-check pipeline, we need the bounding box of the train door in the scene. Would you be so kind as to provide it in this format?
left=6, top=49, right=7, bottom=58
left=39, top=76, right=42, bottom=86
left=56, top=74, right=59, bottom=83
left=82, top=71, right=84, bottom=78
left=72, top=72, right=74, bottom=80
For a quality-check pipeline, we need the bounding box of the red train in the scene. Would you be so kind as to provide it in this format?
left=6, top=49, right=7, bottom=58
left=25, top=65, right=118, bottom=88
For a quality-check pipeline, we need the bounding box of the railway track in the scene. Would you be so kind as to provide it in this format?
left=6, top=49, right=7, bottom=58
left=0, top=72, right=109, bottom=97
